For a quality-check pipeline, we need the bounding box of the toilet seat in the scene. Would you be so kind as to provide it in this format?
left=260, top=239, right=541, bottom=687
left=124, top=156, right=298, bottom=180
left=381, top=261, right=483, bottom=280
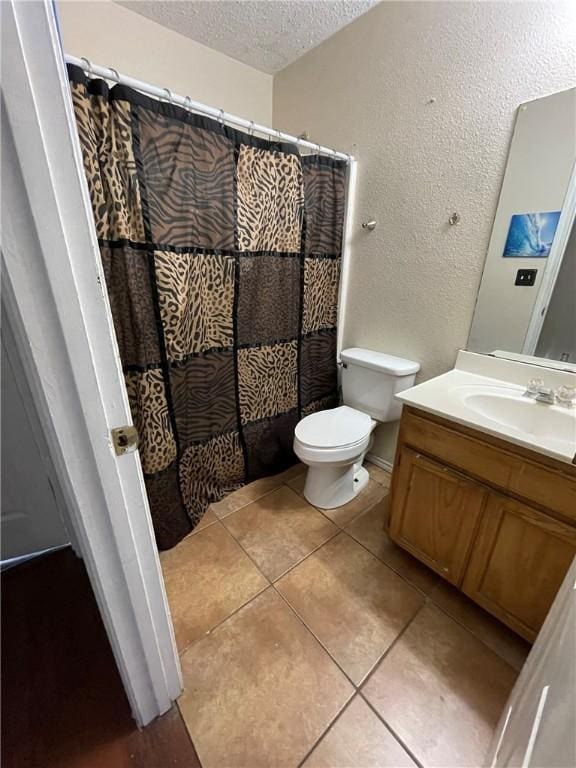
left=295, top=405, right=372, bottom=449
left=293, top=406, right=374, bottom=465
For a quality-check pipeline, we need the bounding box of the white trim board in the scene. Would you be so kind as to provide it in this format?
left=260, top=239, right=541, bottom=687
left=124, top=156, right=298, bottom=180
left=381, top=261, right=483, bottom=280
left=0, top=544, right=72, bottom=572
left=523, top=161, right=576, bottom=355
left=337, top=158, right=358, bottom=360
left=366, top=454, right=394, bottom=474
left=1, top=0, right=181, bottom=726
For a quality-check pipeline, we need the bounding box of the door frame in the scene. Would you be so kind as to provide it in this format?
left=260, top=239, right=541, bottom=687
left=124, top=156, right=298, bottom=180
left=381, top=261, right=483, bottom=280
left=522, top=161, right=576, bottom=356
left=1, top=0, right=181, bottom=726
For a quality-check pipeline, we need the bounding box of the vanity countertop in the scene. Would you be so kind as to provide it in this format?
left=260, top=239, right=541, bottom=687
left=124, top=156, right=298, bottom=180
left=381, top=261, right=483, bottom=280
left=395, top=351, right=576, bottom=464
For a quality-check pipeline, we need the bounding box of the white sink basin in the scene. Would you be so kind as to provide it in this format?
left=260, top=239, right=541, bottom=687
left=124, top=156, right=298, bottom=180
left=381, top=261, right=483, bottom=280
left=452, top=384, right=576, bottom=454
left=395, top=352, right=576, bottom=464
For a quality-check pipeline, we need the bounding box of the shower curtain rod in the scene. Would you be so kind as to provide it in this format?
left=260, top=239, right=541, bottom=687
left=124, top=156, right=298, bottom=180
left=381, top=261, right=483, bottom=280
left=65, top=54, right=353, bottom=162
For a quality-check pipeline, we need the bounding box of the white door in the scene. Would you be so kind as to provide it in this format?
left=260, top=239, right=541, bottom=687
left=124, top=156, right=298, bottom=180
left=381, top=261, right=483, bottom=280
left=487, top=556, right=576, bottom=767
left=1, top=313, right=70, bottom=563
left=1, top=0, right=181, bottom=726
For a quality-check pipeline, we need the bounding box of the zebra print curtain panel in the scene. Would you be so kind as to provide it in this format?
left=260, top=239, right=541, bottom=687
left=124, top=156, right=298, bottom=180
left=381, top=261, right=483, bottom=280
left=68, top=65, right=347, bottom=550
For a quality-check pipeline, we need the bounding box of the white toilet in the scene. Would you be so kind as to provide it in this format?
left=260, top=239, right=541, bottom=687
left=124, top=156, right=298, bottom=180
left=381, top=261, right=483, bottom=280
left=294, top=348, right=420, bottom=509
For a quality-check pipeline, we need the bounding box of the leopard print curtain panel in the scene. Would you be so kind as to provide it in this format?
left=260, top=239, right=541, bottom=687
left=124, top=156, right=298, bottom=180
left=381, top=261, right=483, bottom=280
left=68, top=65, right=347, bottom=550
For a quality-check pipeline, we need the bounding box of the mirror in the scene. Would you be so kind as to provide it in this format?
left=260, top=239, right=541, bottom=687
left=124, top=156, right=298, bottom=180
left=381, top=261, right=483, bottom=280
left=468, top=87, right=576, bottom=367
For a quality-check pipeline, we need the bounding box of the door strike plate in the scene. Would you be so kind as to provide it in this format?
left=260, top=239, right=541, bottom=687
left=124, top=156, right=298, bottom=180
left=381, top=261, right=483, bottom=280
left=111, top=425, right=139, bottom=456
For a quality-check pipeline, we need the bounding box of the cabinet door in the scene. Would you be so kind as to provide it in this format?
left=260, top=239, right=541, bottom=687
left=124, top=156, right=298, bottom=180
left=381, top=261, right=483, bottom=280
left=463, top=493, right=576, bottom=642
left=388, top=448, right=487, bottom=585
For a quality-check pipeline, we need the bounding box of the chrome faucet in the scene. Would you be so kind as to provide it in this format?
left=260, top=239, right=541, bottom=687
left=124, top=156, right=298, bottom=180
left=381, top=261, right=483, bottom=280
left=524, top=379, right=576, bottom=407
left=534, top=387, right=555, bottom=404
left=524, top=378, right=549, bottom=401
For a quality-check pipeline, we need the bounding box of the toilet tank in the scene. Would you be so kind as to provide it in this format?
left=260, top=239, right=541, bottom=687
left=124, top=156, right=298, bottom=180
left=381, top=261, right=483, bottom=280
left=340, top=348, right=420, bottom=422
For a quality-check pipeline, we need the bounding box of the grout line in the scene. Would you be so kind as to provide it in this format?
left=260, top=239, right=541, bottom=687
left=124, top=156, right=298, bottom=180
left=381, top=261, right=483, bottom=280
left=339, top=526, right=436, bottom=599
left=176, top=580, right=271, bottom=659
left=278, top=528, right=416, bottom=768
left=173, top=477, right=415, bottom=664
left=295, top=696, right=356, bottom=768
left=328, top=496, right=526, bottom=670
left=219, top=479, right=344, bottom=584
left=271, top=585, right=371, bottom=768
left=359, top=691, right=425, bottom=768
left=183, top=516, right=220, bottom=539
left=272, top=582, right=360, bottom=690
left=210, top=465, right=306, bottom=522
left=182, top=516, right=522, bottom=675
left=353, top=601, right=424, bottom=688
left=208, top=519, right=271, bottom=584
left=339, top=510, right=526, bottom=670
left=296, top=484, right=390, bottom=533
left=270, top=522, right=427, bottom=694
left=213, top=466, right=307, bottom=521
left=172, top=475, right=349, bottom=659
left=214, top=492, right=330, bottom=584
left=172, top=521, right=273, bottom=659
left=356, top=605, right=427, bottom=768
left=314, top=499, right=381, bottom=532
left=186, top=465, right=308, bottom=533
left=270, top=526, right=342, bottom=583
left=421, top=593, right=525, bottom=673
left=212, top=483, right=288, bottom=520
left=167, top=463, right=520, bottom=768
left=359, top=603, right=424, bottom=691
left=216, top=463, right=389, bottom=525
left=312, top=495, right=437, bottom=611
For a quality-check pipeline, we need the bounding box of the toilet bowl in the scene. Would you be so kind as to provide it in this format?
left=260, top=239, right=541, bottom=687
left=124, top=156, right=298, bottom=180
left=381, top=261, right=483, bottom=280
left=294, top=406, right=377, bottom=508
left=294, top=347, right=420, bottom=509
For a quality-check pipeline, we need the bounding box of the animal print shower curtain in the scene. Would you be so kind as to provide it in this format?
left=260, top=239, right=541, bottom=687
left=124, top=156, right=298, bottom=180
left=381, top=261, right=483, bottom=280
left=68, top=65, right=347, bottom=549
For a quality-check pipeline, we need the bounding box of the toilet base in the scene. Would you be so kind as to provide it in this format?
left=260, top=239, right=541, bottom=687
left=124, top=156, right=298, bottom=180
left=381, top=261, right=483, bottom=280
left=303, top=461, right=370, bottom=509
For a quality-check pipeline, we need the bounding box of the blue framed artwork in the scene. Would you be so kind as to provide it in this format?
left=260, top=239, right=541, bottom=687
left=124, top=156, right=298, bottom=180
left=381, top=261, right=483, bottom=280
left=503, top=211, right=561, bottom=258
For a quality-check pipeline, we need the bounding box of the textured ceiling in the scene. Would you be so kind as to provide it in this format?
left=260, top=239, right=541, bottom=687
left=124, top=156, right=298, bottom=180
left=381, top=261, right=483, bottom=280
left=116, top=1, right=379, bottom=74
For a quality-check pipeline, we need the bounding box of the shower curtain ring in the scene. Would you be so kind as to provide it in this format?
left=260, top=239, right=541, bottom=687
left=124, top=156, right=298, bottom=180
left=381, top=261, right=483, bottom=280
left=81, top=57, right=93, bottom=77
left=184, top=96, right=192, bottom=113
left=218, top=108, right=225, bottom=125
left=163, top=88, right=173, bottom=104
left=109, top=67, right=120, bottom=84
left=249, top=120, right=255, bottom=137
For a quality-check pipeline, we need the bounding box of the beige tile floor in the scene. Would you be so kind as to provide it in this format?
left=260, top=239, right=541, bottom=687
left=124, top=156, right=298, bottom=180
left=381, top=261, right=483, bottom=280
left=161, top=462, right=531, bottom=768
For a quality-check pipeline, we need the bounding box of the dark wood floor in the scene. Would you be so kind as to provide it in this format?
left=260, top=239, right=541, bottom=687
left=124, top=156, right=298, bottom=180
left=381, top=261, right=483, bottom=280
left=1, top=548, right=201, bottom=768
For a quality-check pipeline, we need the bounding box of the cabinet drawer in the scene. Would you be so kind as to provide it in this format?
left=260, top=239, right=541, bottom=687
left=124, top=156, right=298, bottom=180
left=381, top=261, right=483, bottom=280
left=400, top=409, right=576, bottom=523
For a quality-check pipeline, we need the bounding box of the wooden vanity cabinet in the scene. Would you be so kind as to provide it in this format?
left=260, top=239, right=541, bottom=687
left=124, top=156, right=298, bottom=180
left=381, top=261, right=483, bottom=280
left=388, top=406, right=576, bottom=642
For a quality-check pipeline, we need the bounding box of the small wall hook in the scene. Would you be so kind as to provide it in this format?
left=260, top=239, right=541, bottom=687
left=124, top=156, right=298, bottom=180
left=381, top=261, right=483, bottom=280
left=448, top=212, right=460, bottom=226
left=362, top=220, right=377, bottom=231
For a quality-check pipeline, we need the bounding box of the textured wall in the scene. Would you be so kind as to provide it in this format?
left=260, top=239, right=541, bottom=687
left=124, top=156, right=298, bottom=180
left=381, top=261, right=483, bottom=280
left=273, top=1, right=576, bottom=463
left=117, top=0, right=379, bottom=74
left=58, top=0, right=273, bottom=124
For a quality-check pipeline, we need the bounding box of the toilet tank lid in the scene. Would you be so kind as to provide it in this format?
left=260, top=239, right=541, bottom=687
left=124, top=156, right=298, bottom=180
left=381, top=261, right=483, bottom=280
left=341, top=348, right=420, bottom=375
